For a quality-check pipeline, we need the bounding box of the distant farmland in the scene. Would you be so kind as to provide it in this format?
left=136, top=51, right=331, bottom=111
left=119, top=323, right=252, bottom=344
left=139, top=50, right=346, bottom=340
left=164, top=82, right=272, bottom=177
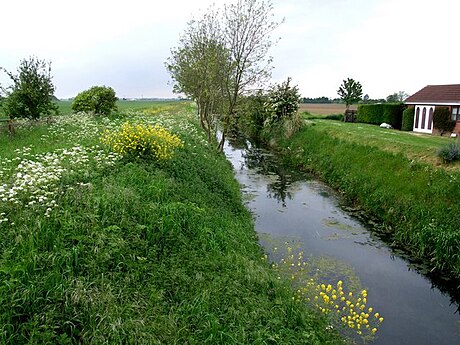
left=299, top=103, right=357, bottom=115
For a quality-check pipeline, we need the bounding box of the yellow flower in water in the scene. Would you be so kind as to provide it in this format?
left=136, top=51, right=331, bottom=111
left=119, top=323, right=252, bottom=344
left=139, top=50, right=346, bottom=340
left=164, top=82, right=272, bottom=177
left=374, top=313, right=380, bottom=319
left=371, top=328, right=377, bottom=333
left=379, top=317, right=384, bottom=323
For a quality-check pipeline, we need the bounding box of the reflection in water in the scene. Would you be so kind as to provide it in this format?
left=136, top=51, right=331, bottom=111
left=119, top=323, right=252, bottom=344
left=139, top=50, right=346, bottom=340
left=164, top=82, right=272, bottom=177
left=224, top=134, right=460, bottom=345
left=239, top=142, right=301, bottom=207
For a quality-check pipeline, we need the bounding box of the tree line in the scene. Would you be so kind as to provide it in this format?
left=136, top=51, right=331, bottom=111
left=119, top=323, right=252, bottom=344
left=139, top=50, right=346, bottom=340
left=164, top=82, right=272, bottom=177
left=301, top=91, right=409, bottom=104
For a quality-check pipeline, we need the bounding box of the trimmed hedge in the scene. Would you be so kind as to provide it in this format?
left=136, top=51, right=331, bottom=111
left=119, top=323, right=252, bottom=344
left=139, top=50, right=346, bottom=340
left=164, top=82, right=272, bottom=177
left=401, top=107, right=415, bottom=131
left=357, top=103, right=404, bottom=129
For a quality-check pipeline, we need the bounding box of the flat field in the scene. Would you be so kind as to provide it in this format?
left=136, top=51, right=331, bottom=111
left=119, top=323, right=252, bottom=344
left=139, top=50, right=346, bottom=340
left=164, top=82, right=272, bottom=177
left=298, top=103, right=357, bottom=115
left=0, top=100, right=184, bottom=120
left=57, top=99, right=184, bottom=115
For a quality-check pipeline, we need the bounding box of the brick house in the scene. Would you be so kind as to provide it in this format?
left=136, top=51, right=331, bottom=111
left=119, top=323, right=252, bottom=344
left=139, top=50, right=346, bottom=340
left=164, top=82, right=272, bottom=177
left=404, top=84, right=460, bottom=134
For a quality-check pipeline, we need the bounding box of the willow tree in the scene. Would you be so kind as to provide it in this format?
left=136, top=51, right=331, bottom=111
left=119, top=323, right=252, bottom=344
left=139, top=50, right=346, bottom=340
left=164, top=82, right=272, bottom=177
left=167, top=0, right=281, bottom=150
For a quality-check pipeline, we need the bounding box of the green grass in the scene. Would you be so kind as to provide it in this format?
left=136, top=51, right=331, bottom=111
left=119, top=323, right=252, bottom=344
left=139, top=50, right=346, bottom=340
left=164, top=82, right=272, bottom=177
left=0, top=99, right=186, bottom=119
left=306, top=119, right=457, bottom=168
left=57, top=99, right=184, bottom=115
left=0, top=105, right=342, bottom=344
left=278, top=121, right=460, bottom=279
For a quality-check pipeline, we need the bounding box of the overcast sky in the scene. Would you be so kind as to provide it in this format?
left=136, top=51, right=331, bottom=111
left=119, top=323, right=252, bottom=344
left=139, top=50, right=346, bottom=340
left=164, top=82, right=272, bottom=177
left=1, top=0, right=459, bottom=100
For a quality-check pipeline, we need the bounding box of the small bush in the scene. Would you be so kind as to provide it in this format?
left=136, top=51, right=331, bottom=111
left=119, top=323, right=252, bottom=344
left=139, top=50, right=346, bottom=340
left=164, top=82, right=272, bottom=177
left=238, top=91, right=270, bottom=140
left=436, top=141, right=460, bottom=163
left=265, top=77, right=301, bottom=124
left=401, top=107, right=415, bottom=131
left=101, top=122, right=184, bottom=160
left=72, top=86, right=118, bottom=115
left=324, top=114, right=343, bottom=121
left=433, top=107, right=455, bottom=135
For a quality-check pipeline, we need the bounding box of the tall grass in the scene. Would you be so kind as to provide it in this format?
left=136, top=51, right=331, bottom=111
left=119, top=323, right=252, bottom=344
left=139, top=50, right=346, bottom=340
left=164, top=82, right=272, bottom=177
left=0, top=105, right=342, bottom=344
left=279, top=124, right=460, bottom=278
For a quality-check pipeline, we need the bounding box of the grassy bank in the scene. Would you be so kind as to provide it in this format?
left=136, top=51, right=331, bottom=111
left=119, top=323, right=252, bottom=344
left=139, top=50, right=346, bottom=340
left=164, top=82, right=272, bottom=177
left=0, top=104, right=342, bottom=344
left=277, top=121, right=460, bottom=279
left=309, top=119, right=457, bottom=168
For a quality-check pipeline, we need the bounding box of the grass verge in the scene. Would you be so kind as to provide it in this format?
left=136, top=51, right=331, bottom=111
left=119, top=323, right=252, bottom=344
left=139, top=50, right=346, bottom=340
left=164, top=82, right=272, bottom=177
left=307, top=119, right=458, bottom=168
left=0, top=103, right=342, bottom=344
left=278, top=122, right=460, bottom=279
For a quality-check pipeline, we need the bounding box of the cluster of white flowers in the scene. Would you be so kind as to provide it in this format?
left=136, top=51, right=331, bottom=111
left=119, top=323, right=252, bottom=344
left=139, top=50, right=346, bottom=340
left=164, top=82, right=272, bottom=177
left=0, top=145, right=120, bottom=221
left=39, top=113, right=119, bottom=145
left=0, top=212, right=8, bottom=224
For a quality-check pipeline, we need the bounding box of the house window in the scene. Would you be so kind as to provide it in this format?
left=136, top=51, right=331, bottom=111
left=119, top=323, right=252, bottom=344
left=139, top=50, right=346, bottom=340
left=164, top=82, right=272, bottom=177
left=452, top=107, right=460, bottom=122
left=421, top=107, right=426, bottom=129
left=415, top=108, right=420, bottom=128
left=428, top=108, right=433, bottom=130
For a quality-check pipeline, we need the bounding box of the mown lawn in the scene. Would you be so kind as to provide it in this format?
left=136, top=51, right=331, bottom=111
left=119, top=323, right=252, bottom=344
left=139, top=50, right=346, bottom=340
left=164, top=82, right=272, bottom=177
left=307, top=119, right=458, bottom=168
left=0, top=103, right=342, bottom=344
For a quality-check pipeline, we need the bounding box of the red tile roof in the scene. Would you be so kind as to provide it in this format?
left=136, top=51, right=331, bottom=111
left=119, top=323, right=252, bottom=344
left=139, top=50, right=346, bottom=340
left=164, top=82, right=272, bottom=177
left=405, top=84, right=460, bottom=103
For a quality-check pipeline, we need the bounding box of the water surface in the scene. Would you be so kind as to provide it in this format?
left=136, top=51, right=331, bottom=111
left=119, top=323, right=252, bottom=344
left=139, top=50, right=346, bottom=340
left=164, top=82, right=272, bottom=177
left=224, top=138, right=460, bottom=345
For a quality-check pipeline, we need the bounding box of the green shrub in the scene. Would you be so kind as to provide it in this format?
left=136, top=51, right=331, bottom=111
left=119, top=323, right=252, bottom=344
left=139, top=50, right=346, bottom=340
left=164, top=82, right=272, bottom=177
left=401, top=107, right=415, bottom=131
left=71, top=86, right=118, bottom=115
left=1, top=57, right=59, bottom=120
left=265, top=77, right=301, bottom=124
left=357, top=103, right=404, bottom=129
left=238, top=91, right=270, bottom=140
left=436, top=141, right=460, bottom=163
left=324, top=114, right=343, bottom=121
left=433, top=107, right=455, bottom=135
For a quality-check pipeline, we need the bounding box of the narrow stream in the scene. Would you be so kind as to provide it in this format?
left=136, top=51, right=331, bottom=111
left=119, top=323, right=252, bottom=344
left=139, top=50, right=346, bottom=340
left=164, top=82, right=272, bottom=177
left=224, top=137, right=460, bottom=345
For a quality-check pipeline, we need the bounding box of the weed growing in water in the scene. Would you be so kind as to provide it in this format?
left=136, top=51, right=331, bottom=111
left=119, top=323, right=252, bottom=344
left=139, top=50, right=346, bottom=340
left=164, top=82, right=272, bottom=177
left=101, top=122, right=184, bottom=160
left=271, top=246, right=383, bottom=343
